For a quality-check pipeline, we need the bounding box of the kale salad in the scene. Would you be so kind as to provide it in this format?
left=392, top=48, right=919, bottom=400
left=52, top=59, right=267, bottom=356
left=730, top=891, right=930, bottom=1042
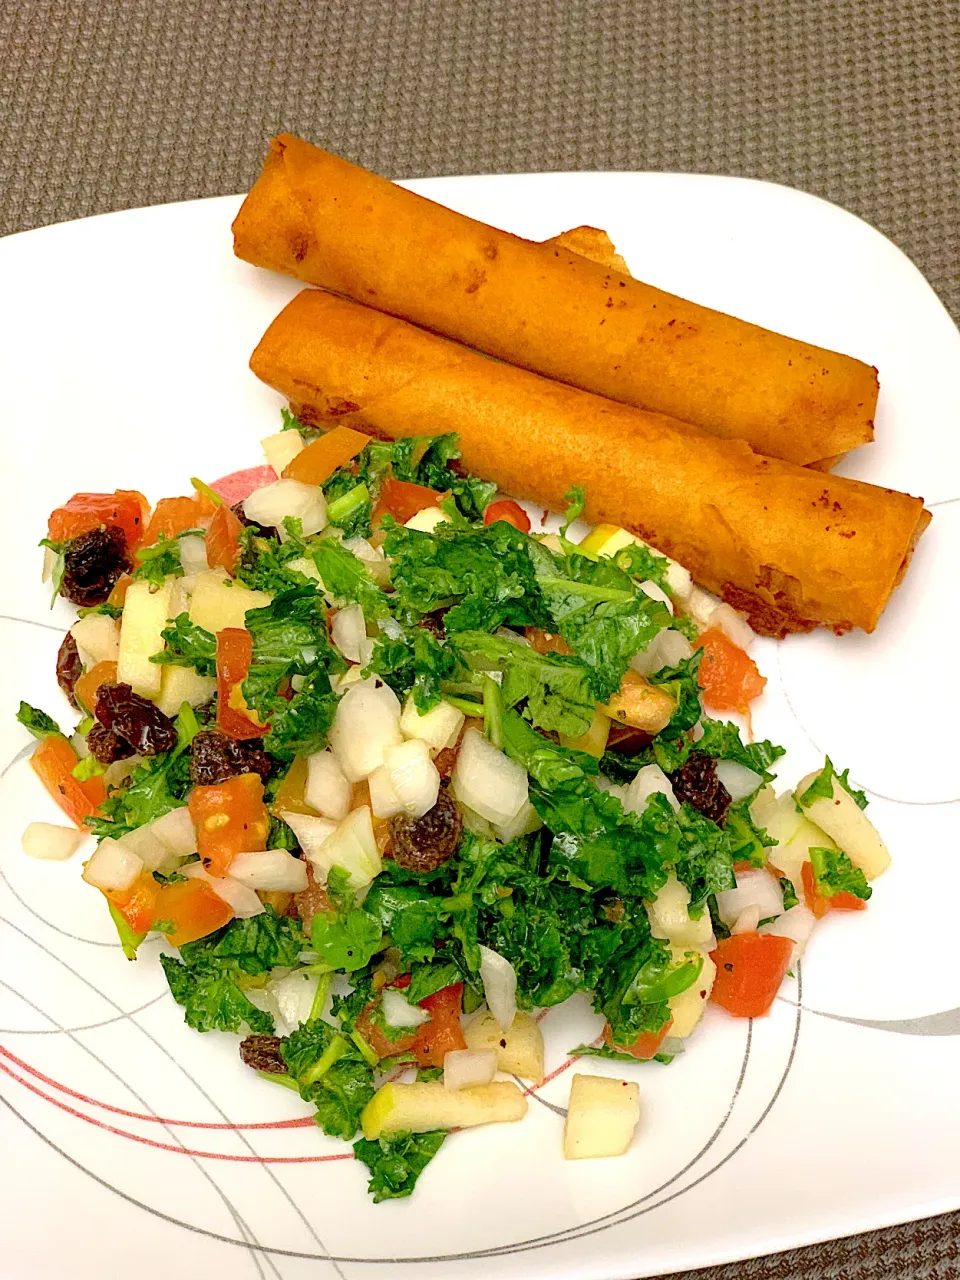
left=17, top=413, right=891, bottom=1198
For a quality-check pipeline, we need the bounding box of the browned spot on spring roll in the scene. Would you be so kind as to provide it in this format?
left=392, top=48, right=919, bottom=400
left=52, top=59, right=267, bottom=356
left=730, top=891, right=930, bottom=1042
left=233, top=134, right=879, bottom=468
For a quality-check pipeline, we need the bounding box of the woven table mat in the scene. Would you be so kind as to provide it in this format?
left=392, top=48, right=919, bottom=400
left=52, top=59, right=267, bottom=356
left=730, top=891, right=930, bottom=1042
left=2, top=2, right=959, bottom=1277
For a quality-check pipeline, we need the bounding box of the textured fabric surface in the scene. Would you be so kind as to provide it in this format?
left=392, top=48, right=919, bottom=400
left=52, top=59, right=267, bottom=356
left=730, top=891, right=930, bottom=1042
left=1, top=3, right=959, bottom=1277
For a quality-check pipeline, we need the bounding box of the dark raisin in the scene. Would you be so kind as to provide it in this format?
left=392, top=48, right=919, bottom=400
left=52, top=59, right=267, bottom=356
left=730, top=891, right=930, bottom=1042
left=189, top=729, right=272, bottom=785
left=239, top=1034, right=288, bottom=1075
left=670, top=749, right=732, bottom=825
left=418, top=611, right=447, bottom=640
left=294, top=861, right=331, bottom=932
left=95, top=681, right=178, bottom=755
left=60, top=527, right=131, bottom=606
left=55, top=632, right=83, bottom=708
left=389, top=787, right=463, bottom=873
left=86, top=721, right=136, bottom=765
left=432, top=746, right=458, bottom=779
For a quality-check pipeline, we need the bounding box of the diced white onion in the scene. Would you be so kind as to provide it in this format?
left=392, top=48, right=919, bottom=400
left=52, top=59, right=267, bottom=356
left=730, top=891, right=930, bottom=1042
left=444, top=1048, right=498, bottom=1091
left=261, top=428, right=304, bottom=477
left=623, top=763, right=679, bottom=815
left=399, top=695, right=464, bottom=752
left=761, top=903, right=817, bottom=957
left=103, top=755, right=143, bottom=788
left=178, top=534, right=209, bottom=577
left=731, top=904, right=762, bottom=935
left=715, top=868, right=784, bottom=928
left=706, top=602, right=755, bottom=650
left=82, top=839, right=143, bottom=892
left=70, top=613, right=120, bottom=665
left=478, top=945, right=518, bottom=1032
left=381, top=987, right=430, bottom=1028
left=229, top=849, right=309, bottom=893
left=304, top=751, right=352, bottom=821
left=149, top=807, right=197, bottom=857
left=367, top=765, right=404, bottom=819
left=181, top=861, right=264, bottom=917
left=658, top=1037, right=687, bottom=1058
left=683, top=584, right=721, bottom=629
left=638, top=580, right=674, bottom=614
left=279, top=810, right=338, bottom=859
left=492, top=798, right=544, bottom=844
left=595, top=776, right=629, bottom=804
left=331, top=603, right=369, bottom=664
left=305, top=806, right=382, bottom=890
left=268, top=968, right=318, bottom=1031
left=328, top=677, right=402, bottom=782
left=404, top=506, right=447, bottom=533
left=21, top=821, right=85, bottom=861
left=630, top=628, right=694, bottom=677
left=343, top=537, right=391, bottom=586
left=451, top=729, right=528, bottom=825
left=382, top=740, right=441, bottom=818
left=714, top=759, right=764, bottom=802
left=243, top=479, right=327, bottom=538
left=42, top=544, right=58, bottom=583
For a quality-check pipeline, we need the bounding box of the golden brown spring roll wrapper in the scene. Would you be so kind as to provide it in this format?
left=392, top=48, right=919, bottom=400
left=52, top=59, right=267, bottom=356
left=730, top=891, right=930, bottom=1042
left=249, top=290, right=926, bottom=638
left=233, top=134, right=878, bottom=467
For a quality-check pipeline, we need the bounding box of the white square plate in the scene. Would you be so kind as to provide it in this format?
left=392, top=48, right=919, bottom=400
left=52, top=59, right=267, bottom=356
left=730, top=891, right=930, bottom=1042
left=1, top=174, right=959, bottom=1280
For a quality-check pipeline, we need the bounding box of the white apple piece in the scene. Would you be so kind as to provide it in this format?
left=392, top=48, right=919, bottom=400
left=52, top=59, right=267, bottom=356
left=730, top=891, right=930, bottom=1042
left=443, top=1049, right=498, bottom=1091
left=261, top=427, right=304, bottom=477
left=361, top=1080, right=527, bottom=1139
left=305, top=750, right=352, bottom=821
left=154, top=664, right=218, bottom=718
left=399, top=695, right=464, bottom=752
left=404, top=506, right=448, bottom=532
left=229, top=849, right=309, bottom=893
left=21, top=822, right=85, bottom=861
left=188, top=571, right=272, bottom=633
left=667, top=947, right=717, bottom=1037
left=646, top=875, right=715, bottom=949
left=243, top=478, right=327, bottom=538
left=82, top=838, right=143, bottom=892
left=70, top=612, right=120, bottom=665
left=328, top=677, right=402, bottom=781
left=563, top=1074, right=641, bottom=1160
left=117, top=579, right=174, bottom=697
left=714, top=759, right=763, bottom=801
left=795, top=768, right=890, bottom=879
left=463, top=1011, right=545, bottom=1083
left=451, top=728, right=528, bottom=825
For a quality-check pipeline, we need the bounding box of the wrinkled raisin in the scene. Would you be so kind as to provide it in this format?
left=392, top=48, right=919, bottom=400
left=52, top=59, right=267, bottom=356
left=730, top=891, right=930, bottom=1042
left=60, top=527, right=131, bottom=607
left=389, top=787, right=463, bottom=872
left=86, top=721, right=136, bottom=765
left=55, top=632, right=83, bottom=708
left=95, top=681, right=178, bottom=756
left=432, top=746, right=458, bottom=779
left=190, top=729, right=272, bottom=786
left=294, top=861, right=330, bottom=932
left=418, top=611, right=446, bottom=640
left=670, top=750, right=732, bottom=825
left=239, top=1034, right=287, bottom=1075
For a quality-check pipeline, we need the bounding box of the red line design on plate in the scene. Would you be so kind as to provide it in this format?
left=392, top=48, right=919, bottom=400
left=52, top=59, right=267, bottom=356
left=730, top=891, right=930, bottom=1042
left=0, top=1058, right=353, bottom=1163
left=521, top=1034, right=605, bottom=1096
left=0, top=1044, right=314, bottom=1130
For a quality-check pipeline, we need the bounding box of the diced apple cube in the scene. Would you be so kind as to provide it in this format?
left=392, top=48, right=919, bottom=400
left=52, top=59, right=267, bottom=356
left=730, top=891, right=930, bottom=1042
left=117, top=579, right=174, bottom=697
left=154, top=664, right=218, bottom=718
left=399, top=695, right=464, bottom=752
left=563, top=1073, right=640, bottom=1160
left=70, top=613, right=120, bottom=665
left=667, top=947, right=716, bottom=1038
left=796, top=770, right=891, bottom=880
left=463, top=1010, right=544, bottom=1083
left=188, top=571, right=272, bottom=633
left=361, top=1080, right=527, bottom=1140
left=646, top=875, right=714, bottom=949
left=262, top=428, right=304, bottom=477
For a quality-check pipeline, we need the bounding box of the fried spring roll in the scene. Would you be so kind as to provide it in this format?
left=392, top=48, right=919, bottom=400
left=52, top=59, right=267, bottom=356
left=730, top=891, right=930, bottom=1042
left=249, top=290, right=927, bottom=638
left=233, top=134, right=879, bottom=468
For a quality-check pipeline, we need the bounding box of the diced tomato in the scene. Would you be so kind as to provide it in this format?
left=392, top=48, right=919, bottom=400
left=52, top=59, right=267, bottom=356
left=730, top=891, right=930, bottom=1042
left=801, top=860, right=867, bottom=917
left=206, top=503, right=244, bottom=575
left=216, top=628, right=266, bottom=740
left=483, top=499, right=531, bottom=533
left=602, top=1017, right=673, bottom=1060
left=271, top=755, right=314, bottom=817
left=283, top=426, right=370, bottom=485
left=107, top=873, right=161, bottom=934
left=74, top=660, right=118, bottom=715
left=141, top=496, right=202, bottom=547
left=212, top=466, right=277, bottom=507
left=524, top=627, right=574, bottom=656
left=189, top=772, right=270, bottom=876
left=709, top=932, right=794, bottom=1018
left=152, top=879, right=235, bottom=946
left=695, top=627, right=766, bottom=719
left=373, top=477, right=447, bottom=526
left=412, top=982, right=467, bottom=1068
left=30, top=734, right=106, bottom=828
left=48, top=490, right=149, bottom=550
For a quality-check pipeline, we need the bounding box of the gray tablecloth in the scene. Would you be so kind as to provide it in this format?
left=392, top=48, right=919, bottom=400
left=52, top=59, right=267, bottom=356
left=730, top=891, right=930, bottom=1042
left=1, top=2, right=958, bottom=1277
